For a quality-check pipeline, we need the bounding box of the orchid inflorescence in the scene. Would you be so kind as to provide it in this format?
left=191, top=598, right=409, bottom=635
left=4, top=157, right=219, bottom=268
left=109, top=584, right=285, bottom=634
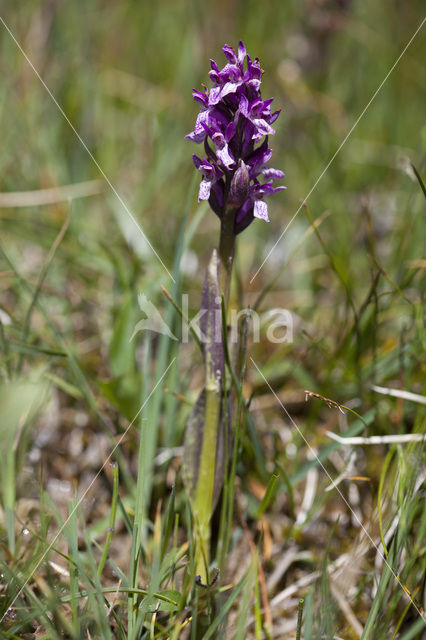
left=183, top=42, right=285, bottom=588
left=186, top=40, right=285, bottom=234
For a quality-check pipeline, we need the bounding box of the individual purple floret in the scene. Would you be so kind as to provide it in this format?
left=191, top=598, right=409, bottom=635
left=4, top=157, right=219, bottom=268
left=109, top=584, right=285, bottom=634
left=186, top=41, right=285, bottom=234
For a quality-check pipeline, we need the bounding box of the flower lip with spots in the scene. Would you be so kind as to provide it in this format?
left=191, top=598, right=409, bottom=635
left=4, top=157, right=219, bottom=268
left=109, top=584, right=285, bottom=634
left=186, top=40, right=285, bottom=234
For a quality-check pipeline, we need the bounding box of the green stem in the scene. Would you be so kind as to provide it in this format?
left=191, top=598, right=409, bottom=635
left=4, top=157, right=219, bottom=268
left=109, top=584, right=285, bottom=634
left=296, top=598, right=305, bottom=640
left=218, top=207, right=236, bottom=304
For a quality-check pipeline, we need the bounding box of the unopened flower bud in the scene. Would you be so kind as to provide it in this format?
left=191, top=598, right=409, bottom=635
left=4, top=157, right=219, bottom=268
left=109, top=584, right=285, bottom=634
left=229, top=160, right=250, bottom=206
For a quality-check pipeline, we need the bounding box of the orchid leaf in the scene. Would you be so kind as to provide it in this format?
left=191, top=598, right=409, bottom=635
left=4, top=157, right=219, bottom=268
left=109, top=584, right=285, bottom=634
left=182, top=389, right=229, bottom=511
left=200, top=249, right=225, bottom=385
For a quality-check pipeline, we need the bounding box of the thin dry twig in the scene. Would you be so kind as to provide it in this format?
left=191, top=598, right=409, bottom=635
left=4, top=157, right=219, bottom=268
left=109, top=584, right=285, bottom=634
left=325, top=432, right=426, bottom=445
left=295, top=450, right=318, bottom=525
left=371, top=384, right=426, bottom=405
left=0, top=180, right=104, bottom=207
left=267, top=547, right=312, bottom=594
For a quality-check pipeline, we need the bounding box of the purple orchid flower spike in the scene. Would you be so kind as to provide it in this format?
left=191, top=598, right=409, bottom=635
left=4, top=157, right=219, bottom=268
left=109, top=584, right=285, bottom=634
left=183, top=43, right=285, bottom=586
left=186, top=41, right=285, bottom=234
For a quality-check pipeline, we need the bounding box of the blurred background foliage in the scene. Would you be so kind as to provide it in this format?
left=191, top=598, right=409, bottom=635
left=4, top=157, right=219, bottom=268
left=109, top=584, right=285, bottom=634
left=0, top=0, right=425, bottom=636
left=1, top=0, right=424, bottom=419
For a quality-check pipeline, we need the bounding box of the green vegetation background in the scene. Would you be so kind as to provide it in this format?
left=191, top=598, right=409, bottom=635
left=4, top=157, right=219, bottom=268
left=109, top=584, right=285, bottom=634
left=0, top=1, right=425, bottom=638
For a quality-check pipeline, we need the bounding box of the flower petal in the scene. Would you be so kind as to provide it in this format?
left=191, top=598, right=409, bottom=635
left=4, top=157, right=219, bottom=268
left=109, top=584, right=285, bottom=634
left=213, top=134, right=234, bottom=167
left=248, top=79, right=261, bottom=92
left=253, top=199, right=269, bottom=221
left=251, top=118, right=275, bottom=138
left=239, top=93, right=249, bottom=117
left=225, top=121, right=236, bottom=142
left=210, top=59, right=220, bottom=73
left=269, top=109, right=281, bottom=124
left=198, top=179, right=212, bottom=202
left=192, top=89, right=208, bottom=106
left=185, top=110, right=210, bottom=143
left=223, top=44, right=237, bottom=64
left=192, top=154, right=203, bottom=170
left=262, top=168, right=285, bottom=180
left=238, top=41, right=247, bottom=65
left=208, top=82, right=240, bottom=106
